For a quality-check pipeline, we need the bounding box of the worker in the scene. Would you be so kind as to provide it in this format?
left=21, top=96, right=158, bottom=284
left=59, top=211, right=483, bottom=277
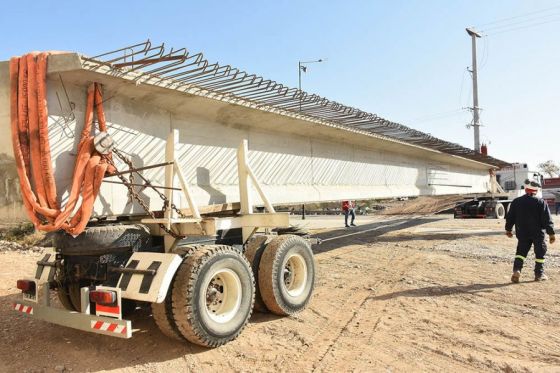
left=551, top=190, right=560, bottom=215
left=506, top=179, right=555, bottom=282
left=342, top=200, right=356, bottom=228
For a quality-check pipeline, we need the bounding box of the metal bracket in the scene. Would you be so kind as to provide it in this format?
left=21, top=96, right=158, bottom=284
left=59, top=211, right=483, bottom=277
left=140, top=133, right=289, bottom=246
left=141, top=130, right=202, bottom=250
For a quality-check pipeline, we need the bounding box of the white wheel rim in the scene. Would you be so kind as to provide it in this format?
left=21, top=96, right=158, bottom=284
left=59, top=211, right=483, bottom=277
left=283, top=253, right=308, bottom=297
left=204, top=268, right=242, bottom=324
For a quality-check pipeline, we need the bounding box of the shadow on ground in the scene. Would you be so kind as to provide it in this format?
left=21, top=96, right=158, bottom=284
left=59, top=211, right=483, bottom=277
left=369, top=282, right=516, bottom=302
left=312, top=217, right=443, bottom=254
left=370, top=231, right=503, bottom=243
left=0, top=291, right=281, bottom=372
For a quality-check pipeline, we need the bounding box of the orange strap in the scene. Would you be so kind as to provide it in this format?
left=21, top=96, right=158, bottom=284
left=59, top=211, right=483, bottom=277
left=10, top=52, right=111, bottom=235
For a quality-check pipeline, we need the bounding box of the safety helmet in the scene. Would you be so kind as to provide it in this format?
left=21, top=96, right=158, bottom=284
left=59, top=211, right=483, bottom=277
left=524, top=179, right=541, bottom=193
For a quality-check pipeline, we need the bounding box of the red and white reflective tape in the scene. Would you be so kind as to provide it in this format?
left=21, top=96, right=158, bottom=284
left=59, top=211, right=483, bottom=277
left=90, top=320, right=127, bottom=334
left=13, top=303, right=33, bottom=315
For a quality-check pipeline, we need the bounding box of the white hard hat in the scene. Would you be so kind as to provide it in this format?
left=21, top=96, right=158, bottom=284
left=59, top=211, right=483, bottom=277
left=524, top=179, right=541, bottom=192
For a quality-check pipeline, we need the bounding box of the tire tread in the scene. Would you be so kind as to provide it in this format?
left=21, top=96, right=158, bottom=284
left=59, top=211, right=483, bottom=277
left=258, top=235, right=314, bottom=316
left=171, top=245, right=255, bottom=347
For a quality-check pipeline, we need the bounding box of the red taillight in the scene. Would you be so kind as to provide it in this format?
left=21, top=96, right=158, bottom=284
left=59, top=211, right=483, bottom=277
left=89, top=290, right=117, bottom=306
left=16, top=280, right=35, bottom=292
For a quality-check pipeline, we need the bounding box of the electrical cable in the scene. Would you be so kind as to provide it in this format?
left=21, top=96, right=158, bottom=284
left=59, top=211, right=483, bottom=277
left=485, top=18, right=560, bottom=36
left=481, top=11, right=560, bottom=31
left=477, top=36, right=489, bottom=71
left=478, top=4, right=560, bottom=28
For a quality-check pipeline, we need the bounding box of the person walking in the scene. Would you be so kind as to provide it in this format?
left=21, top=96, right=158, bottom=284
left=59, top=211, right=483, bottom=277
left=551, top=190, right=560, bottom=215
left=342, top=200, right=356, bottom=228
left=506, top=179, right=555, bottom=283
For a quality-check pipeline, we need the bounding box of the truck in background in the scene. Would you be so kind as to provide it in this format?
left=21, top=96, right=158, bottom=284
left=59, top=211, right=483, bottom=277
left=454, top=163, right=542, bottom=219
left=542, top=177, right=560, bottom=215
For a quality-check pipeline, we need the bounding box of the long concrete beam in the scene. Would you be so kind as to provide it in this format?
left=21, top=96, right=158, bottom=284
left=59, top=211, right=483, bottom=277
left=0, top=54, right=494, bottom=219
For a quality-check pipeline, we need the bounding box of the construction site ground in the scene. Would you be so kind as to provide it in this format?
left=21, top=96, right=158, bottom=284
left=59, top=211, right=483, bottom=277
left=1, top=214, right=560, bottom=373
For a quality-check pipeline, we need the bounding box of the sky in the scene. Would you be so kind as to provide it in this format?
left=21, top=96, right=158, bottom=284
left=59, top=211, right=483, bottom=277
left=1, top=0, right=559, bottom=169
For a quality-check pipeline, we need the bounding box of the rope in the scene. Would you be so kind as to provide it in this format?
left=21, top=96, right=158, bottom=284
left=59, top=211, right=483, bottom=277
left=10, top=52, right=113, bottom=236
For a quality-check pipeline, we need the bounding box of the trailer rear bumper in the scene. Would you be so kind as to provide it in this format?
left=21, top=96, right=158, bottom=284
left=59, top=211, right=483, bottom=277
left=12, top=300, right=132, bottom=339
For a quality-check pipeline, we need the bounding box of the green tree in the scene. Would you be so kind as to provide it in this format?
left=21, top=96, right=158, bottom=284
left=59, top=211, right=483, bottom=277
left=537, top=160, right=560, bottom=178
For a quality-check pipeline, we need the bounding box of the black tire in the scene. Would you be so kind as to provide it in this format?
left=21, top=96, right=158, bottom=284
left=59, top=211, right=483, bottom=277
left=57, top=286, right=77, bottom=311
left=258, top=235, right=315, bottom=316
left=152, top=291, right=183, bottom=341
left=152, top=244, right=202, bottom=341
left=171, top=245, right=255, bottom=347
left=496, top=203, right=506, bottom=219
left=244, top=238, right=270, bottom=313
left=67, top=282, right=83, bottom=312
left=53, top=224, right=152, bottom=255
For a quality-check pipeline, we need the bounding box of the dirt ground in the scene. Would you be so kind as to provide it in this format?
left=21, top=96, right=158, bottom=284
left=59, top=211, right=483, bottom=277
left=1, top=214, right=560, bottom=373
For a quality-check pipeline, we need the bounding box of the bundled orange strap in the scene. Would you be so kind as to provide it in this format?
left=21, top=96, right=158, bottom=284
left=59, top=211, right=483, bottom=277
left=10, top=52, right=113, bottom=235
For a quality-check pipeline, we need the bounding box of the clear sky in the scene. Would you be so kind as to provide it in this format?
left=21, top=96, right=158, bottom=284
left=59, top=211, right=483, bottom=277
left=1, top=0, right=558, bottom=169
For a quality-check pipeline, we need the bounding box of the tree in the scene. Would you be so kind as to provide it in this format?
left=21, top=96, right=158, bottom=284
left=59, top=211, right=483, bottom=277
left=537, top=160, right=560, bottom=178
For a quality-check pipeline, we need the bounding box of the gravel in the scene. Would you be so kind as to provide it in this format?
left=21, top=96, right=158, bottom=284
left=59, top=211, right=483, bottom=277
left=0, top=240, right=46, bottom=253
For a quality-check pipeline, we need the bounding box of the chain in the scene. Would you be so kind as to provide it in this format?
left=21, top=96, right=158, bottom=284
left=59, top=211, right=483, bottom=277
left=117, top=150, right=135, bottom=205
left=105, top=150, right=186, bottom=239
left=113, top=149, right=188, bottom=219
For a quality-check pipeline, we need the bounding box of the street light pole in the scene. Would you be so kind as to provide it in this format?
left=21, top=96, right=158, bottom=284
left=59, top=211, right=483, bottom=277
left=298, top=59, right=324, bottom=111
left=298, top=61, right=301, bottom=91
left=466, top=27, right=482, bottom=152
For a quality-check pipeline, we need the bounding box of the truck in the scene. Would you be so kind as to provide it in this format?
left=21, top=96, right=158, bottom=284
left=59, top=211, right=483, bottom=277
left=453, top=164, right=542, bottom=219
left=3, top=41, right=508, bottom=347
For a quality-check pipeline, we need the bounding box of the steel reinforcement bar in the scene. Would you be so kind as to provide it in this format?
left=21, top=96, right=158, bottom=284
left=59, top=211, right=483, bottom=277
left=82, top=40, right=509, bottom=168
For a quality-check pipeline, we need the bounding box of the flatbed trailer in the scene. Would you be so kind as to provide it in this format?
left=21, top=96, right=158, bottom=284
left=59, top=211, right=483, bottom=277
left=2, top=41, right=508, bottom=347
left=453, top=194, right=512, bottom=219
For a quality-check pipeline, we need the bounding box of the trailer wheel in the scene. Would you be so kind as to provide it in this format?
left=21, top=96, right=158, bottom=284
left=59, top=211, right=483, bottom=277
left=258, top=235, right=315, bottom=316
left=152, top=290, right=183, bottom=341
left=56, top=286, right=77, bottom=311
left=171, top=245, right=255, bottom=347
left=53, top=224, right=152, bottom=256
left=495, top=203, right=506, bottom=219
left=67, top=282, right=83, bottom=312
left=243, top=237, right=270, bottom=313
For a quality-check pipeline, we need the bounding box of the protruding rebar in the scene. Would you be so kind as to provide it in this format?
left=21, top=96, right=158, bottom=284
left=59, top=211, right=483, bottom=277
left=84, top=40, right=509, bottom=168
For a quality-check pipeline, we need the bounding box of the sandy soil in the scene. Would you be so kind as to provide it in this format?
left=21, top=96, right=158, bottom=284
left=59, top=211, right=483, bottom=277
left=1, top=215, right=559, bottom=373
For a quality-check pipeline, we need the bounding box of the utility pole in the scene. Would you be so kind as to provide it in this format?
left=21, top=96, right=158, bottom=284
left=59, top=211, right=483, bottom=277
left=466, top=27, right=482, bottom=153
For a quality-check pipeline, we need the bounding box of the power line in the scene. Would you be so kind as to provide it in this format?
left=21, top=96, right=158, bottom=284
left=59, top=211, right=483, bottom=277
left=481, top=12, right=560, bottom=32
left=485, top=17, right=560, bottom=36
left=478, top=4, right=560, bottom=27
left=478, top=35, right=489, bottom=70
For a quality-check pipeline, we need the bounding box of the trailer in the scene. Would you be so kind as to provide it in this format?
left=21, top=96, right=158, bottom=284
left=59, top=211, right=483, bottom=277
left=453, top=193, right=512, bottom=219
left=1, top=41, right=508, bottom=347
left=453, top=167, right=542, bottom=219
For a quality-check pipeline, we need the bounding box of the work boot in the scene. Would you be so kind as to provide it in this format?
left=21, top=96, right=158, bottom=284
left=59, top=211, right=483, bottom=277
left=535, top=273, right=548, bottom=281
left=511, top=270, right=521, bottom=283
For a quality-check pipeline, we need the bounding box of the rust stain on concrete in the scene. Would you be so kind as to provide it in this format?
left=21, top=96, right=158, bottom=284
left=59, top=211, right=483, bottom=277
left=0, top=153, right=26, bottom=221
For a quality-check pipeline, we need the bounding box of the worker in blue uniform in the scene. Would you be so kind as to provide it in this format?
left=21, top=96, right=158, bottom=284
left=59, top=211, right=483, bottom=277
left=506, top=179, right=556, bottom=282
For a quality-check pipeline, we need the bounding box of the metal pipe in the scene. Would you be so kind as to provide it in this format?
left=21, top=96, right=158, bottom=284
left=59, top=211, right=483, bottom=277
left=105, top=161, right=175, bottom=177
left=102, top=179, right=181, bottom=191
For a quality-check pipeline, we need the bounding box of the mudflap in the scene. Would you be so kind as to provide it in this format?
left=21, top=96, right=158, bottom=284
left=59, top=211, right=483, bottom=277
left=116, top=252, right=183, bottom=303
